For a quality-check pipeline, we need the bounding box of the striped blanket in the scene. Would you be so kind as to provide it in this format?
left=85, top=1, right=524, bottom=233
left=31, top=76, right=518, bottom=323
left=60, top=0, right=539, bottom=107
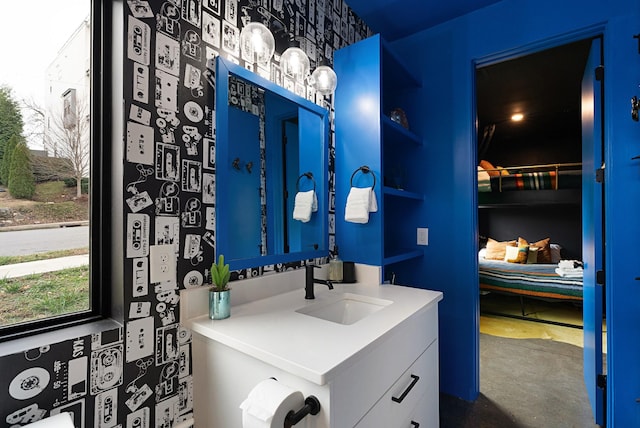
left=484, top=170, right=581, bottom=192
left=479, top=258, right=583, bottom=300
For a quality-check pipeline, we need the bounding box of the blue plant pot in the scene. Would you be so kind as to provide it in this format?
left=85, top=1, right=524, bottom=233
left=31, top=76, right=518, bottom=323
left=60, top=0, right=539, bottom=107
left=209, top=289, right=231, bottom=320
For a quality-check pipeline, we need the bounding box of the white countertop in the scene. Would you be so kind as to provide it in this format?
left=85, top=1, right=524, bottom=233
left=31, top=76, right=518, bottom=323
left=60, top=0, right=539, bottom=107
left=184, top=281, right=442, bottom=385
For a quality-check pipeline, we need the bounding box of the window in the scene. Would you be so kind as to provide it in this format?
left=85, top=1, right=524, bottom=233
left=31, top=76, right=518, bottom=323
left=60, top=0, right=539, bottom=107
left=0, top=0, right=109, bottom=340
left=63, top=89, right=78, bottom=129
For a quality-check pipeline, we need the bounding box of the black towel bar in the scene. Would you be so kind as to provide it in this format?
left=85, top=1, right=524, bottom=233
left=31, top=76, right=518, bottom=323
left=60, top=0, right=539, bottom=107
left=350, top=165, right=376, bottom=189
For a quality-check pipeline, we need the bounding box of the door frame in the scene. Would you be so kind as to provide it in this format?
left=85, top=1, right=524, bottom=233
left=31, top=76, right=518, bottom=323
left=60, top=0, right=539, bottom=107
left=472, top=29, right=606, bottom=422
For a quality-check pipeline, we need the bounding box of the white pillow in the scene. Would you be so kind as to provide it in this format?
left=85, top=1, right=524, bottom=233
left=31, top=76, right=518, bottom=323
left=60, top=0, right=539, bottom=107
left=504, top=245, right=519, bottom=262
left=550, top=244, right=562, bottom=263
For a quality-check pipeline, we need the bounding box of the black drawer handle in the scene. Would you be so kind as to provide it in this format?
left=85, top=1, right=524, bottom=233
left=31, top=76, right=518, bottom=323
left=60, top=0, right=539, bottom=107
left=410, top=422, right=420, bottom=428
left=392, top=374, right=420, bottom=403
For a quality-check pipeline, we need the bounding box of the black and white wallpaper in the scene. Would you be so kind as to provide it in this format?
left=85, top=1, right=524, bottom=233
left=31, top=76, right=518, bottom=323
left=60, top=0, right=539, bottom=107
left=0, top=0, right=370, bottom=426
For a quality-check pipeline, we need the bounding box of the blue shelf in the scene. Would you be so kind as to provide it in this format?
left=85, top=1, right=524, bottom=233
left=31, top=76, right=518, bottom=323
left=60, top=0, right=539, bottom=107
left=383, top=249, right=424, bottom=266
left=383, top=186, right=423, bottom=200
left=382, top=115, right=422, bottom=146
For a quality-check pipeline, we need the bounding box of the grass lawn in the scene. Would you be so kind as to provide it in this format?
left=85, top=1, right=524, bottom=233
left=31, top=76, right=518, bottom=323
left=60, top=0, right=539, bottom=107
left=0, top=266, right=90, bottom=327
left=0, top=180, right=91, bottom=327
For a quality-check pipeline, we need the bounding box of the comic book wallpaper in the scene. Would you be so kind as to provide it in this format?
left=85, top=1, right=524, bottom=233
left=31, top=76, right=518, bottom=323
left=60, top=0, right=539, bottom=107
left=0, top=0, right=370, bottom=426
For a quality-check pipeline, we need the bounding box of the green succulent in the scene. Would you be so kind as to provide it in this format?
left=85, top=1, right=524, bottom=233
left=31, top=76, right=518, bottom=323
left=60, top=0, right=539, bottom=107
left=211, top=254, right=231, bottom=292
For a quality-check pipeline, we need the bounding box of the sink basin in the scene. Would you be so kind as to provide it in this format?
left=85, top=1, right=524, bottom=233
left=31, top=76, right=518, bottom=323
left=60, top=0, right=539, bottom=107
left=296, top=293, right=392, bottom=325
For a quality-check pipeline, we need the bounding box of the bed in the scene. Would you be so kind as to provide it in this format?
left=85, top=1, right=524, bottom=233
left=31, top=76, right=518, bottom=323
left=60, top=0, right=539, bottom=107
left=478, top=238, right=584, bottom=328
left=479, top=258, right=583, bottom=301
left=478, top=161, right=582, bottom=208
left=478, top=161, right=582, bottom=193
left=477, top=161, right=584, bottom=326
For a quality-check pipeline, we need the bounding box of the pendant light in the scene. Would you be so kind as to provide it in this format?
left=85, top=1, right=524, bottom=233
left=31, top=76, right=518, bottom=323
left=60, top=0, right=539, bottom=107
left=239, top=22, right=275, bottom=66
left=280, top=46, right=310, bottom=83
left=310, top=65, right=338, bottom=95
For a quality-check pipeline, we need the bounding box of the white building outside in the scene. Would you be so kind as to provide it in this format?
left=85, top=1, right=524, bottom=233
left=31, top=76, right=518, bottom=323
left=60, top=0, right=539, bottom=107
left=43, top=17, right=90, bottom=177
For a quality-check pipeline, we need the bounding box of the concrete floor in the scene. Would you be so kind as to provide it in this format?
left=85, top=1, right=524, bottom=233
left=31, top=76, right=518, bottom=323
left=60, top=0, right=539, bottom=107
left=440, top=318, right=599, bottom=427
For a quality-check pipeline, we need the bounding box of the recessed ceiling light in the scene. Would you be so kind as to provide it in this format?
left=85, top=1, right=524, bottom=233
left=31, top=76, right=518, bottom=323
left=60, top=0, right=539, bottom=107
left=511, top=113, right=524, bottom=122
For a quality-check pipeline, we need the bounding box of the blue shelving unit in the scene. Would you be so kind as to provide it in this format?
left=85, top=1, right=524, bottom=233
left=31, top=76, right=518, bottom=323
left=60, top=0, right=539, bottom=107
left=334, top=35, right=426, bottom=282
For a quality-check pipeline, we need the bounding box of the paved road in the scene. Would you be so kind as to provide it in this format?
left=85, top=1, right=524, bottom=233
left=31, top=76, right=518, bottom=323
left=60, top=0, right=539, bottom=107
left=0, top=225, right=89, bottom=256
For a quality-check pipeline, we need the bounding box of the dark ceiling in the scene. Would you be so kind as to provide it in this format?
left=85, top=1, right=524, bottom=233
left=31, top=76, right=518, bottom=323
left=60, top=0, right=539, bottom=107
left=345, top=0, right=502, bottom=41
left=476, top=39, right=593, bottom=164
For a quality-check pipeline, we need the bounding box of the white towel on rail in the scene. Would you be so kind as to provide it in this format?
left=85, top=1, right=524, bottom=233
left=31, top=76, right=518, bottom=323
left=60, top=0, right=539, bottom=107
left=345, top=186, right=375, bottom=223
left=369, top=188, right=378, bottom=212
left=293, top=190, right=317, bottom=223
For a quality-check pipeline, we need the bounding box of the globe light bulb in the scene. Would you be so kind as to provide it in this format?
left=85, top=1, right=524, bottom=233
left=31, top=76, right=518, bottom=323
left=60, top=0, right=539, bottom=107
left=310, top=65, right=338, bottom=95
left=240, top=22, right=275, bottom=66
left=281, top=47, right=310, bottom=82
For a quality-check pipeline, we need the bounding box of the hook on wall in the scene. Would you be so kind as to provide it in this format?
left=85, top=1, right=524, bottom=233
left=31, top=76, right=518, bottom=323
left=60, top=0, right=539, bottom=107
left=232, top=157, right=241, bottom=170
left=631, top=96, right=639, bottom=122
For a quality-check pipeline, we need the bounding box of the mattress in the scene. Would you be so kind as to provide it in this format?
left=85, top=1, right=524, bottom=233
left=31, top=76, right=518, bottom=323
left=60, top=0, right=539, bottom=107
left=479, top=258, right=583, bottom=300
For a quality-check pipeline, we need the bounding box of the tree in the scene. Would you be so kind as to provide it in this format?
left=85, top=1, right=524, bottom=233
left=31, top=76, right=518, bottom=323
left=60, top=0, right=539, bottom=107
left=1, top=134, right=20, bottom=185
left=24, top=96, right=90, bottom=197
left=0, top=86, right=24, bottom=165
left=8, top=140, right=35, bottom=199
left=21, top=97, right=47, bottom=154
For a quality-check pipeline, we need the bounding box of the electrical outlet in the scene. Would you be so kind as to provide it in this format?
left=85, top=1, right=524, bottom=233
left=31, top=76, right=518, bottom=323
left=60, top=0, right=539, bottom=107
left=150, top=244, right=176, bottom=283
left=417, top=228, right=429, bottom=246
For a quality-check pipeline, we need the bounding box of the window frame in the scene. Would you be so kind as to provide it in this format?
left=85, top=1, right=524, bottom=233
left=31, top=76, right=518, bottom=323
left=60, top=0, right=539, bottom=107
left=0, top=0, right=111, bottom=342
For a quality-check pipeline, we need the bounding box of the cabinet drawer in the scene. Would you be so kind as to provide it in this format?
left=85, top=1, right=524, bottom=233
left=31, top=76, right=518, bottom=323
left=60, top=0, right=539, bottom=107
left=332, top=305, right=437, bottom=426
left=355, top=341, right=438, bottom=428
left=403, top=388, right=439, bottom=428
left=388, top=341, right=437, bottom=425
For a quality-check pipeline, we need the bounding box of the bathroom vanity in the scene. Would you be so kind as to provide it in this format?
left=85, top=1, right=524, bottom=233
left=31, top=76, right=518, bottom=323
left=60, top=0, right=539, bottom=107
left=180, top=265, right=442, bottom=427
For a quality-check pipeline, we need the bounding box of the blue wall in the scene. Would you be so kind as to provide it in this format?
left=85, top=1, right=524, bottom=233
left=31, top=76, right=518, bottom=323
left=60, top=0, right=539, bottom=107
left=391, top=0, right=640, bottom=425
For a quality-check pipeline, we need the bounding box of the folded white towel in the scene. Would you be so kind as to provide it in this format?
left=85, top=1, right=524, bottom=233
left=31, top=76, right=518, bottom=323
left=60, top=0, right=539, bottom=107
left=558, top=260, right=583, bottom=269
left=293, top=190, right=317, bottom=223
left=555, top=267, right=583, bottom=278
left=345, top=187, right=375, bottom=224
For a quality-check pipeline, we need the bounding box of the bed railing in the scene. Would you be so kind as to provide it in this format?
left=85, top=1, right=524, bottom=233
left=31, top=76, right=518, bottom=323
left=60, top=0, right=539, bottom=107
left=481, top=162, right=582, bottom=192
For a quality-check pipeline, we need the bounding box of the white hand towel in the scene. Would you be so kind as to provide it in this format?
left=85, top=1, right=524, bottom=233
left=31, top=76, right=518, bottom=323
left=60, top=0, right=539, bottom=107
left=293, top=190, right=316, bottom=223
left=345, top=187, right=372, bottom=224
left=369, top=188, right=378, bottom=212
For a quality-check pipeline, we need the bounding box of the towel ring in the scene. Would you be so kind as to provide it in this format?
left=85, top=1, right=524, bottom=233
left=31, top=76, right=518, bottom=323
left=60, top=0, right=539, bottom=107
left=296, top=172, right=316, bottom=192
left=350, top=166, right=376, bottom=189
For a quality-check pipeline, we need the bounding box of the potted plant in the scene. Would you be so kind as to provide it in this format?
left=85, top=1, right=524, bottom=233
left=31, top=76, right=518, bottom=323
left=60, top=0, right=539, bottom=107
left=209, top=254, right=231, bottom=319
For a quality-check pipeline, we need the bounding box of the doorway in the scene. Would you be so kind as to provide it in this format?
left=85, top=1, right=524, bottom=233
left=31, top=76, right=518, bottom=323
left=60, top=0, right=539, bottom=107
left=474, top=37, right=605, bottom=425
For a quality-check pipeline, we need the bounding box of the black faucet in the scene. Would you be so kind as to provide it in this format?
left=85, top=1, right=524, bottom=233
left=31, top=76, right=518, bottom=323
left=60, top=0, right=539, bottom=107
left=305, top=265, right=334, bottom=299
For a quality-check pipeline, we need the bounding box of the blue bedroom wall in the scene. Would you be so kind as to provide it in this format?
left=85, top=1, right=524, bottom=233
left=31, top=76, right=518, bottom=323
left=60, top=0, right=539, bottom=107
left=390, top=0, right=640, bottom=425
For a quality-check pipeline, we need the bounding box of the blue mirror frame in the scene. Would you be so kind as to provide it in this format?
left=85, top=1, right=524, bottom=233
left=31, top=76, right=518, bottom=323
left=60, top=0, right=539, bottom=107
left=215, top=56, right=329, bottom=271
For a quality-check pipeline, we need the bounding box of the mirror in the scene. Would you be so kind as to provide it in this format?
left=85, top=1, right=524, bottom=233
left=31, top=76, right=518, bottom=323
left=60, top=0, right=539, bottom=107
left=215, top=57, right=329, bottom=270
